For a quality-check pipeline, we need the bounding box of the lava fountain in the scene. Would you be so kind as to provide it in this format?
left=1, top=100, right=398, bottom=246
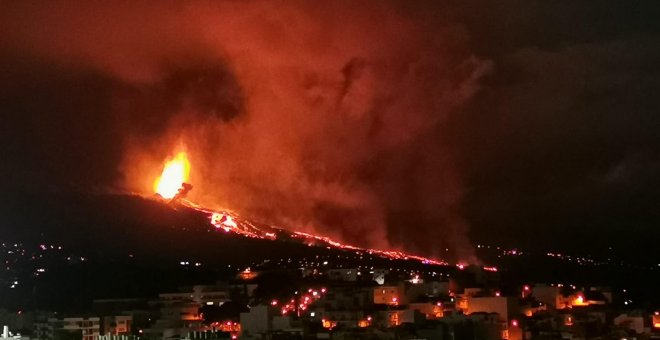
left=153, top=152, right=190, bottom=199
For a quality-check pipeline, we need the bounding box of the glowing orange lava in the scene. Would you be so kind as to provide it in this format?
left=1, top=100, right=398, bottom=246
left=572, top=294, right=588, bottom=307
left=147, top=150, right=472, bottom=270
left=154, top=152, right=190, bottom=199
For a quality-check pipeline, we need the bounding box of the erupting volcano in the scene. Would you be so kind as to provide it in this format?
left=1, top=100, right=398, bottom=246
left=154, top=152, right=190, bottom=199
left=150, top=151, right=451, bottom=267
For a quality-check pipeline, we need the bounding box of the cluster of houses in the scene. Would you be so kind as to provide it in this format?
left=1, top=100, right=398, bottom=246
left=1, top=265, right=659, bottom=339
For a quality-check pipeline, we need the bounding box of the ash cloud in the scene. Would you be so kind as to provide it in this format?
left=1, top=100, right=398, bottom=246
left=0, top=1, right=492, bottom=262
left=3, top=1, right=660, bottom=262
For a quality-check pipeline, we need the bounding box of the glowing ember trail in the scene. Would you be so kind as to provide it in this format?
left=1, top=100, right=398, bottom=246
left=154, top=152, right=190, bottom=199
left=148, top=150, right=482, bottom=269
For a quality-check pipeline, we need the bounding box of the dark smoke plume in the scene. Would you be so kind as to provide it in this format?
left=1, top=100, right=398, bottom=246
left=0, top=1, right=492, bottom=262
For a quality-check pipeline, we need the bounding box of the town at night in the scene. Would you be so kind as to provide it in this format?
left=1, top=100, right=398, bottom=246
left=1, top=1, right=659, bottom=340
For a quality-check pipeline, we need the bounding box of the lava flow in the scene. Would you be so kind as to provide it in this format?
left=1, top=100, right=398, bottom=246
left=152, top=151, right=450, bottom=267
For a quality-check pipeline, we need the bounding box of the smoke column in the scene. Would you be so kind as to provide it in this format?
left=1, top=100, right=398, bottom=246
left=1, top=1, right=491, bottom=262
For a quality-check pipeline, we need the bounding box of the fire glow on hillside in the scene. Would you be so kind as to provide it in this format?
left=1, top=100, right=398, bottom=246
left=152, top=152, right=453, bottom=267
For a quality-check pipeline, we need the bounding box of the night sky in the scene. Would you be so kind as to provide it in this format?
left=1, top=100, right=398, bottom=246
left=1, top=1, right=659, bottom=260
